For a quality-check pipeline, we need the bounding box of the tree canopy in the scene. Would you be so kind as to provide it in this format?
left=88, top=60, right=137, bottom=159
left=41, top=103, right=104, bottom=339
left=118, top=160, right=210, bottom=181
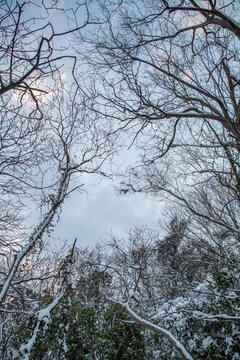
left=0, top=0, right=240, bottom=359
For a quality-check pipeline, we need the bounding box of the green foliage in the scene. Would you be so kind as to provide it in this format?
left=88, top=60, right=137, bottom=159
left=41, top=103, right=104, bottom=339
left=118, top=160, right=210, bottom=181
left=12, top=262, right=240, bottom=360
left=12, top=297, right=147, bottom=359
left=98, top=305, right=146, bottom=359
left=151, top=265, right=240, bottom=360
left=12, top=295, right=99, bottom=359
left=212, top=268, right=231, bottom=290
left=210, top=267, right=240, bottom=315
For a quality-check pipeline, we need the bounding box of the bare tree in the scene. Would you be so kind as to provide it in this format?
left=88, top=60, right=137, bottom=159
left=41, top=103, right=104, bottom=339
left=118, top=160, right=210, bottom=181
left=78, top=0, right=240, bottom=257
left=0, top=0, right=90, bottom=103
left=74, top=0, right=240, bottom=356
left=16, top=239, right=77, bottom=360
left=0, top=2, right=116, bottom=357
left=0, top=77, right=115, bottom=315
left=0, top=0, right=93, bottom=250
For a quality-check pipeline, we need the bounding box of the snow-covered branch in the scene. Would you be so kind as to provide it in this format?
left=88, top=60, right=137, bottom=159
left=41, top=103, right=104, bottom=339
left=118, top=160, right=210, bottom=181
left=17, top=239, right=77, bottom=359
left=190, top=310, right=240, bottom=322
left=0, top=169, right=70, bottom=307
left=108, top=298, right=194, bottom=360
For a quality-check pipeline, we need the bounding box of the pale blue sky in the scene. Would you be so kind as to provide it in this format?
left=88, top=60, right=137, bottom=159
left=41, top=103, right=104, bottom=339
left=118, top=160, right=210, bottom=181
left=20, top=0, right=164, bottom=249
left=53, top=180, right=164, bottom=248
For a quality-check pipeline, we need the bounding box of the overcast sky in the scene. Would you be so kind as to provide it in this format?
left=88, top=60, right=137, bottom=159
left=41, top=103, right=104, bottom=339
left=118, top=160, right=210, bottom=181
left=47, top=158, right=164, bottom=248
left=21, top=1, right=165, bottom=250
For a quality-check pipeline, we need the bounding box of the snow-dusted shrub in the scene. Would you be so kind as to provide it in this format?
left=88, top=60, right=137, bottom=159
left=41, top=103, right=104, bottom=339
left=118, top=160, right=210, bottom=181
left=148, top=265, right=240, bottom=359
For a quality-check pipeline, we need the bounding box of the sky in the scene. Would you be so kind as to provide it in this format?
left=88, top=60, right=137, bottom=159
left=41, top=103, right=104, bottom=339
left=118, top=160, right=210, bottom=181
left=53, top=178, right=164, bottom=248
left=18, top=0, right=165, bottom=250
